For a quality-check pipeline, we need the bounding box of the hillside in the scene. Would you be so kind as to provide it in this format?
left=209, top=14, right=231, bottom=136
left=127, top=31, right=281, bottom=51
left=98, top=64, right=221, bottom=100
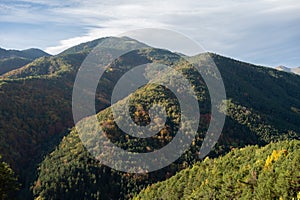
left=0, top=37, right=299, bottom=199
left=0, top=48, right=50, bottom=75
left=0, top=37, right=151, bottom=199
left=0, top=48, right=49, bottom=60
left=32, top=45, right=300, bottom=199
left=134, top=140, right=300, bottom=199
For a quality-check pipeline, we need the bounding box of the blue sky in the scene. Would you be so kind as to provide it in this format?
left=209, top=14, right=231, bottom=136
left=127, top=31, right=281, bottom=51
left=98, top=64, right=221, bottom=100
left=0, top=0, right=299, bottom=67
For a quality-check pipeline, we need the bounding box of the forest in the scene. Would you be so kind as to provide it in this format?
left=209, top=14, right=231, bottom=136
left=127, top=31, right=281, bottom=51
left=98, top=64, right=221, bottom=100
left=0, top=37, right=299, bottom=199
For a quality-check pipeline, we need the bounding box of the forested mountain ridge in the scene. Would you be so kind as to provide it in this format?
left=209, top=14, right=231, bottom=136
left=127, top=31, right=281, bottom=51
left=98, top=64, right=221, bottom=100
left=32, top=45, right=300, bottom=199
left=0, top=47, right=49, bottom=60
left=0, top=37, right=148, bottom=198
left=0, top=47, right=50, bottom=75
left=0, top=37, right=299, bottom=199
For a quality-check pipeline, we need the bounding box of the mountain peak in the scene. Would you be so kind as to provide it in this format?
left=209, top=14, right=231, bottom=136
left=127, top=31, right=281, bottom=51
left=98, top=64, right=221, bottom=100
left=0, top=47, right=50, bottom=59
left=59, top=36, right=149, bottom=55
left=0, top=47, right=50, bottom=75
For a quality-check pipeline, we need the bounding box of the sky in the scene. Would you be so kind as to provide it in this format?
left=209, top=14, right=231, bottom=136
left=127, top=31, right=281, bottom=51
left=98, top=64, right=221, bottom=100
left=0, top=0, right=299, bottom=67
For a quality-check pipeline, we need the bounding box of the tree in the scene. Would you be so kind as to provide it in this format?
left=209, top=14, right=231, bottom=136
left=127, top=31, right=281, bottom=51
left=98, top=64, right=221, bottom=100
left=0, top=155, right=19, bottom=199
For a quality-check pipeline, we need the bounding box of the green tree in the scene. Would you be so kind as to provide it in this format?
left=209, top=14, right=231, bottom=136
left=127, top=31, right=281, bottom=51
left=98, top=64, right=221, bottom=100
left=0, top=155, right=19, bottom=199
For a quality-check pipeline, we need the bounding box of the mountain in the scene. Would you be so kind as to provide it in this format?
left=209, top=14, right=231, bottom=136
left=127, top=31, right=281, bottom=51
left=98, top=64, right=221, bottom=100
left=134, top=140, right=300, bottom=199
left=0, top=37, right=299, bottom=199
left=0, top=47, right=50, bottom=60
left=0, top=37, right=149, bottom=199
left=275, top=65, right=300, bottom=75
left=32, top=45, right=300, bottom=199
left=59, top=36, right=148, bottom=56
left=0, top=47, right=50, bottom=75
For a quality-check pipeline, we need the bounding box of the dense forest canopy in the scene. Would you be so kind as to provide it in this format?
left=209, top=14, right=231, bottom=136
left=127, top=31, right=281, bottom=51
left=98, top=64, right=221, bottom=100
left=135, top=140, right=300, bottom=200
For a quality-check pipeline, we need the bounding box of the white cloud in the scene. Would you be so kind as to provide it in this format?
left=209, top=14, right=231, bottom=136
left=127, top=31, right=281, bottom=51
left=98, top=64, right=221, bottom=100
left=45, top=28, right=123, bottom=54
left=2, top=0, right=300, bottom=66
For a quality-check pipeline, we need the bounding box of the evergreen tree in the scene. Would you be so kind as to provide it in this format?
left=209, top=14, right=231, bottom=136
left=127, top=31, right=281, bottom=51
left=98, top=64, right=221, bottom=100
left=0, top=155, right=19, bottom=199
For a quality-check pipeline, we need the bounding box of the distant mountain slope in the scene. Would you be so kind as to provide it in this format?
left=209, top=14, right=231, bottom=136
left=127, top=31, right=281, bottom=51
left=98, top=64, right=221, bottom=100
left=2, top=37, right=148, bottom=79
left=135, top=140, right=300, bottom=200
left=32, top=48, right=300, bottom=199
left=276, top=65, right=300, bottom=75
left=0, top=47, right=50, bottom=75
left=0, top=47, right=50, bottom=60
left=1, top=53, right=84, bottom=79
left=0, top=57, right=31, bottom=75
